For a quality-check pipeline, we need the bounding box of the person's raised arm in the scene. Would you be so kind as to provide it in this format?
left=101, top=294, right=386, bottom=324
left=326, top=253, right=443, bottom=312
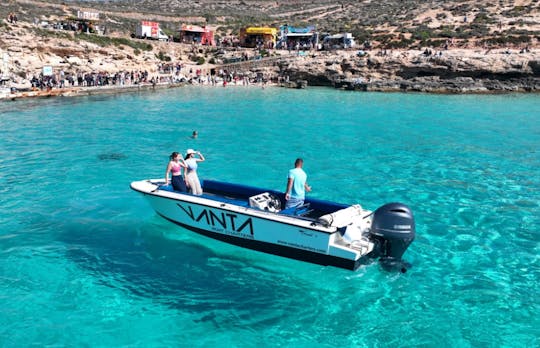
left=196, top=151, right=205, bottom=162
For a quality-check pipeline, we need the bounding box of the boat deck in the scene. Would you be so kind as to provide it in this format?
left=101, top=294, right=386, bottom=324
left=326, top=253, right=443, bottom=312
left=159, top=179, right=349, bottom=220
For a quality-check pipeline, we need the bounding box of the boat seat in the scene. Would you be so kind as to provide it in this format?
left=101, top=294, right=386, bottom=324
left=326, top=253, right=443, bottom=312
left=158, top=184, right=176, bottom=192
left=280, top=203, right=313, bottom=217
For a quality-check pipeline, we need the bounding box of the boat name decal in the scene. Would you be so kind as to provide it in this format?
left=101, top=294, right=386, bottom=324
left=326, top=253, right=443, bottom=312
left=177, top=203, right=254, bottom=236
left=394, top=224, right=411, bottom=230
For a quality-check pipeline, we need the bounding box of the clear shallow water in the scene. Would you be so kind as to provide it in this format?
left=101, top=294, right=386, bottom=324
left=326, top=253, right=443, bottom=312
left=0, top=87, right=539, bottom=347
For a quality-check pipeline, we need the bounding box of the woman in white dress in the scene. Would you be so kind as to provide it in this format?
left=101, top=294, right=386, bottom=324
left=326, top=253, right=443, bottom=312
left=184, top=149, right=205, bottom=195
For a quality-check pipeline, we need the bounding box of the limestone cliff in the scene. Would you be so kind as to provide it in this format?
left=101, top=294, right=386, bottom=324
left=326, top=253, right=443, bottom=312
left=275, top=49, right=540, bottom=92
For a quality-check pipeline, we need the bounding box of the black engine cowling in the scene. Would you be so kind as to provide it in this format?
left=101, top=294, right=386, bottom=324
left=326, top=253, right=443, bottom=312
left=370, top=203, right=415, bottom=272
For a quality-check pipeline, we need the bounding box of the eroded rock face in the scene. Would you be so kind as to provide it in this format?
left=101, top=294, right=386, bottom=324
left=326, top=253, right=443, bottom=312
left=274, top=49, right=540, bottom=92
left=529, top=61, right=540, bottom=76
left=2, top=17, right=537, bottom=94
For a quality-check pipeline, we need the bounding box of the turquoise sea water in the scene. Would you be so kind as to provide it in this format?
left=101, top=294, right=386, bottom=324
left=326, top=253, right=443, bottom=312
left=0, top=87, right=539, bottom=347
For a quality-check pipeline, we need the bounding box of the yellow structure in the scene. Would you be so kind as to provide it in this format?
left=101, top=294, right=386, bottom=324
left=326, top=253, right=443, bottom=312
left=240, top=27, right=277, bottom=48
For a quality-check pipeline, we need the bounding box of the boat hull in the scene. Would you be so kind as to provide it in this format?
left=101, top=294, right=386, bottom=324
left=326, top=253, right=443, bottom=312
left=133, top=183, right=365, bottom=270
left=157, top=211, right=362, bottom=270
left=131, top=179, right=416, bottom=272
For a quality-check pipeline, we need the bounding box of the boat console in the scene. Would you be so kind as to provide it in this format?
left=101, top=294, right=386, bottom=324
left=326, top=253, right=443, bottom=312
left=248, top=192, right=281, bottom=213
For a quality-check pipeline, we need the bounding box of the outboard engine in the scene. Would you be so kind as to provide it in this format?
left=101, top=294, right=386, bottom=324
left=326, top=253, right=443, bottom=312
left=370, top=203, right=415, bottom=273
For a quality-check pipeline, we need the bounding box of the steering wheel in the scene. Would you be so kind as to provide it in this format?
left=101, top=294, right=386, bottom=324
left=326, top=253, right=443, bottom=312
left=267, top=194, right=282, bottom=212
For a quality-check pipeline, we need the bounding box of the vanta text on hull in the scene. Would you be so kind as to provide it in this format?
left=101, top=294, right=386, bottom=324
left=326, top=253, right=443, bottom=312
left=131, top=179, right=416, bottom=272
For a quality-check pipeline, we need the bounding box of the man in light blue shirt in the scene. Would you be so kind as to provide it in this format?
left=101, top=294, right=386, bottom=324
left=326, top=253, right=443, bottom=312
left=285, top=158, right=312, bottom=209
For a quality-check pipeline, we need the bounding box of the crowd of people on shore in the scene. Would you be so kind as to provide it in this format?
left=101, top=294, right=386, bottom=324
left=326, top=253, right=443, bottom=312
left=28, top=70, right=154, bottom=90
left=20, top=62, right=280, bottom=92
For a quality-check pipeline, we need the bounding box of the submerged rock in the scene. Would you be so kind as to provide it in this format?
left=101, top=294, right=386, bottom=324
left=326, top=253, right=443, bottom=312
left=98, top=153, right=127, bottom=161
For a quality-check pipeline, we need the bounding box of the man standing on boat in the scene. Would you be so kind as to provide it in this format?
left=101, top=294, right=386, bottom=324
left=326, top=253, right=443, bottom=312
left=285, top=158, right=312, bottom=209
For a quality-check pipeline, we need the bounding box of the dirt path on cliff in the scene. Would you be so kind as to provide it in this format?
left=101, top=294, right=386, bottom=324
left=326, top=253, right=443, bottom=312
left=306, top=6, right=347, bottom=21
left=15, top=0, right=204, bottom=23
left=269, top=4, right=340, bottom=19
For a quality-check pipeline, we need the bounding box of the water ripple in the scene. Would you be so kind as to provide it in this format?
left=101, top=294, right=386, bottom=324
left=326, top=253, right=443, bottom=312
left=0, top=88, right=539, bottom=346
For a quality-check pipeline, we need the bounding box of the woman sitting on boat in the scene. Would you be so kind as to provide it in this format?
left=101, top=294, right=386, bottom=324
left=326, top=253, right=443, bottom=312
left=165, top=152, right=187, bottom=192
left=184, top=149, right=205, bottom=195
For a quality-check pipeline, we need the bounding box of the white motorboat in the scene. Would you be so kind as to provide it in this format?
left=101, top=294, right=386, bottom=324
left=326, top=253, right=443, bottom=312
left=131, top=179, right=415, bottom=272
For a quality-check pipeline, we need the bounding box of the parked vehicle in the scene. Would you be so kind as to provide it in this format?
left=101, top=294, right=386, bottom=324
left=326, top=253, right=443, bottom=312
left=322, top=33, right=356, bottom=50
left=134, top=21, right=169, bottom=41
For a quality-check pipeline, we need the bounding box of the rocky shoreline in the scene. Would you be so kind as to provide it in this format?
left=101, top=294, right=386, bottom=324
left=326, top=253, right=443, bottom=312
left=331, top=76, right=540, bottom=93
left=0, top=82, right=188, bottom=101
left=271, top=48, right=540, bottom=93
left=1, top=0, right=539, bottom=97
left=2, top=46, right=538, bottom=100
left=1, top=23, right=538, bottom=98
